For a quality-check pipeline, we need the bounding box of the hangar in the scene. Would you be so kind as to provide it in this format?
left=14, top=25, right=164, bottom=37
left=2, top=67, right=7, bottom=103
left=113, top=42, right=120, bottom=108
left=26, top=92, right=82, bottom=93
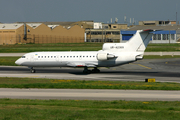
left=0, top=21, right=89, bottom=45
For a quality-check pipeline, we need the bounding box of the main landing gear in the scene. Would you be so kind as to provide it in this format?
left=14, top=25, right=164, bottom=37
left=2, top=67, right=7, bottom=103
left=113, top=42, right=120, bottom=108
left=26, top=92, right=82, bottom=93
left=83, top=67, right=100, bottom=74
left=29, top=67, right=36, bottom=73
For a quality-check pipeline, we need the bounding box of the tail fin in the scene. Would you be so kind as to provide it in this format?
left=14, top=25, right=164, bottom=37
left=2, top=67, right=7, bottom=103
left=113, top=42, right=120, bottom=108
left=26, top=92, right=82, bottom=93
left=125, top=29, right=153, bottom=52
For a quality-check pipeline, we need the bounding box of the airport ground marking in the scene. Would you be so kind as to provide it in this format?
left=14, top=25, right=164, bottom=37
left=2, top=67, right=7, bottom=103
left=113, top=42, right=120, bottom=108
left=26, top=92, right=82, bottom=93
left=129, top=63, right=152, bottom=69
left=165, top=61, right=180, bottom=66
left=137, top=64, right=152, bottom=69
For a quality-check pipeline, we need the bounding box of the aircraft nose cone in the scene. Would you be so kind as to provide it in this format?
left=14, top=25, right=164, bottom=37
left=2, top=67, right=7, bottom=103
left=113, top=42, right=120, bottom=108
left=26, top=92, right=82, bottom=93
left=15, top=59, right=21, bottom=65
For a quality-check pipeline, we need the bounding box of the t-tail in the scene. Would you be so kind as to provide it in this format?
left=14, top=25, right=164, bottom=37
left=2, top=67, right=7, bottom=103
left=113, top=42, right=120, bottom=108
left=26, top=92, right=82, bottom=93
left=102, top=29, right=153, bottom=52
left=102, top=29, right=154, bottom=60
left=124, top=29, right=153, bottom=52
left=124, top=29, right=153, bottom=60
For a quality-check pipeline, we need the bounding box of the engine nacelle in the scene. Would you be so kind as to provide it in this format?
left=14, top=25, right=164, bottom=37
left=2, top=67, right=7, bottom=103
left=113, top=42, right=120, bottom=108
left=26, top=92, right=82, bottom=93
left=97, top=53, right=108, bottom=61
left=97, top=53, right=116, bottom=61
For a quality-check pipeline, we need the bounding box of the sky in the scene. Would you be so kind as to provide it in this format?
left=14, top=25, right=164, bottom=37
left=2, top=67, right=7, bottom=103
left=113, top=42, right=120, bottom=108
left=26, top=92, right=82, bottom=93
left=0, top=0, right=180, bottom=24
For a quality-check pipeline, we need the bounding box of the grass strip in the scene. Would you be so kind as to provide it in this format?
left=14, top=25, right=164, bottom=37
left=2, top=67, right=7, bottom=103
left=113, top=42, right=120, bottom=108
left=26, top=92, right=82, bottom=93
left=0, top=99, right=180, bottom=120
left=143, top=55, right=180, bottom=59
left=0, top=43, right=180, bottom=53
left=0, top=43, right=103, bottom=53
left=0, top=77, right=180, bottom=90
left=145, top=43, right=180, bottom=52
left=0, top=56, right=180, bottom=66
left=0, top=57, right=19, bottom=66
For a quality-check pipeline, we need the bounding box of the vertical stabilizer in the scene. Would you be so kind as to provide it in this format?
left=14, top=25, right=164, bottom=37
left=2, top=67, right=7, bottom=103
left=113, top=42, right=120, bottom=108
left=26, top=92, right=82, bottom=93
left=125, top=29, right=153, bottom=52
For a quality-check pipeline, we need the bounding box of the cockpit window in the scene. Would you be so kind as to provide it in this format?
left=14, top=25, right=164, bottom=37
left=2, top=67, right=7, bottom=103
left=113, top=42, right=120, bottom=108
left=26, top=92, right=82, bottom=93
left=21, top=56, right=26, bottom=58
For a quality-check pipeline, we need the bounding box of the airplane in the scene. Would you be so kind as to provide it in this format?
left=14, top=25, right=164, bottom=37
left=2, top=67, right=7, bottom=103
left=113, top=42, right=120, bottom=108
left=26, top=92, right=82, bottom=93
left=15, top=29, right=154, bottom=74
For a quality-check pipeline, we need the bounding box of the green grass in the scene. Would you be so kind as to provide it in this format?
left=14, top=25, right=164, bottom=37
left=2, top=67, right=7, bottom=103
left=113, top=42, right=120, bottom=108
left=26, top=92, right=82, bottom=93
left=1, top=77, right=180, bottom=90
left=0, top=99, right=180, bottom=120
left=0, top=57, right=19, bottom=66
left=0, top=43, right=103, bottom=53
left=145, top=43, right=180, bottom=52
left=0, top=43, right=180, bottom=53
left=143, top=55, right=180, bottom=59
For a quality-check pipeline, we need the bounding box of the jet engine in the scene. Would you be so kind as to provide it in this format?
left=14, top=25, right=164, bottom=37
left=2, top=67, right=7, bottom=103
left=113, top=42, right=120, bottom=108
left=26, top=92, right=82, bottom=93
left=97, top=53, right=116, bottom=61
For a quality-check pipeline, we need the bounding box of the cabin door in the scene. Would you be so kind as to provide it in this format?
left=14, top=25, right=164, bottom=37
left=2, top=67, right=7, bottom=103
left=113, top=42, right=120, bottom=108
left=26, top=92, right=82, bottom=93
left=30, top=55, right=34, bottom=61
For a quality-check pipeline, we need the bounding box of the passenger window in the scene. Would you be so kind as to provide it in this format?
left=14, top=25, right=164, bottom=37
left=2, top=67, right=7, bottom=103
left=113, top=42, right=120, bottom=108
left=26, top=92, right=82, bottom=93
left=54, top=56, right=56, bottom=58
left=38, top=56, right=40, bottom=58
left=48, top=56, right=49, bottom=58
left=87, top=56, right=88, bottom=57
left=64, top=56, right=65, bottom=58
left=77, top=56, right=78, bottom=58
left=51, top=56, right=53, bottom=58
left=41, top=56, right=43, bottom=58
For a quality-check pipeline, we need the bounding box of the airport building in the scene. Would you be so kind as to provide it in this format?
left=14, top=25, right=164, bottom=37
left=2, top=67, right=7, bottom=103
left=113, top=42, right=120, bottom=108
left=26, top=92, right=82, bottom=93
left=85, top=23, right=127, bottom=42
left=139, top=20, right=177, bottom=26
left=121, top=22, right=180, bottom=43
left=1, top=20, right=180, bottom=44
left=0, top=21, right=91, bottom=45
left=0, top=21, right=127, bottom=44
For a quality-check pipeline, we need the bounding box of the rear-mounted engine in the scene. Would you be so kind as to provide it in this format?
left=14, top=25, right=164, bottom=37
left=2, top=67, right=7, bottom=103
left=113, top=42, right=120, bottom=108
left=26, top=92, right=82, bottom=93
left=97, top=53, right=116, bottom=61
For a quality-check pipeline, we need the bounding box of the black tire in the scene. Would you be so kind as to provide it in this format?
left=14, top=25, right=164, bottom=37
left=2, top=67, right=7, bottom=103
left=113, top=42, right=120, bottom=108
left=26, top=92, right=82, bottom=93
left=92, top=69, right=100, bottom=73
left=87, top=70, right=91, bottom=74
left=30, top=69, right=36, bottom=73
left=83, top=70, right=91, bottom=74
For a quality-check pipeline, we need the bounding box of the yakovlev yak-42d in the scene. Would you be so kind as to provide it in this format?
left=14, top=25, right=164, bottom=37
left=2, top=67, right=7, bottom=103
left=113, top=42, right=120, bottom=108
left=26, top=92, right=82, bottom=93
left=15, top=29, right=154, bottom=74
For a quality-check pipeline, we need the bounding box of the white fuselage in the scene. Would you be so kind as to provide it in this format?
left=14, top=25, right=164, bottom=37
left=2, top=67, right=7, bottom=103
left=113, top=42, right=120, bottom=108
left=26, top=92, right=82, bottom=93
left=15, top=51, right=138, bottom=68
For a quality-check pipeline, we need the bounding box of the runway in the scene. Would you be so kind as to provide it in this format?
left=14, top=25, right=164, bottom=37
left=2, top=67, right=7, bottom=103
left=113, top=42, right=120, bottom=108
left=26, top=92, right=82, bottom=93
left=0, top=58, right=180, bottom=83
left=1, top=88, right=180, bottom=101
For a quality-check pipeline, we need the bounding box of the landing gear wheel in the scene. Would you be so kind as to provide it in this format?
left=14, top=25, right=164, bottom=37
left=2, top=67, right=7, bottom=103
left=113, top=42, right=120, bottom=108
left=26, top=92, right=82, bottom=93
left=83, top=70, right=91, bottom=74
left=30, top=69, right=36, bottom=73
left=83, top=67, right=91, bottom=74
left=92, top=68, right=100, bottom=73
left=96, top=69, right=100, bottom=73
left=87, top=70, right=91, bottom=74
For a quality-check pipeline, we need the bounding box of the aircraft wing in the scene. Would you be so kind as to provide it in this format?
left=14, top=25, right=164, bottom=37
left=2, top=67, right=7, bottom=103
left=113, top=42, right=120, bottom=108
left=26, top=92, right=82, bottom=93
left=67, top=62, right=97, bottom=67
